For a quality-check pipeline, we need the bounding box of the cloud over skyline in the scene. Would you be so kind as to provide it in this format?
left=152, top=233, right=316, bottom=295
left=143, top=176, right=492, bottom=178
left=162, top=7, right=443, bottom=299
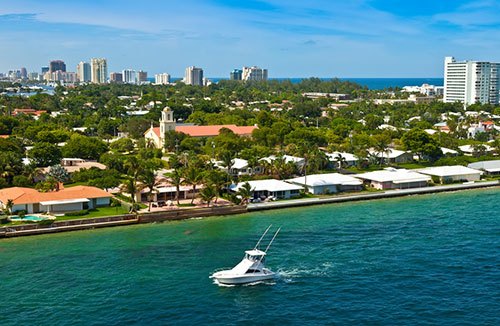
left=1, top=0, right=500, bottom=77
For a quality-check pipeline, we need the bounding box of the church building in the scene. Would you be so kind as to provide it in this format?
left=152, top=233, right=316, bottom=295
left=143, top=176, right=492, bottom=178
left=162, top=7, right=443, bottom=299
left=144, top=107, right=257, bottom=149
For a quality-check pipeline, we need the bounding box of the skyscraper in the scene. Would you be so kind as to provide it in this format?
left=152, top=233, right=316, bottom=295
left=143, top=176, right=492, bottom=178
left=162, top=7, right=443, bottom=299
left=20, top=67, right=27, bottom=79
left=110, top=72, right=123, bottom=83
left=76, top=62, right=91, bottom=82
left=444, top=56, right=500, bottom=105
left=242, top=66, right=268, bottom=81
left=137, top=70, right=148, bottom=84
left=155, top=73, right=171, bottom=85
left=122, top=69, right=137, bottom=84
left=49, top=60, right=66, bottom=73
left=230, top=69, right=242, bottom=81
left=90, top=58, right=108, bottom=84
left=184, top=66, right=203, bottom=86
left=41, top=66, right=49, bottom=74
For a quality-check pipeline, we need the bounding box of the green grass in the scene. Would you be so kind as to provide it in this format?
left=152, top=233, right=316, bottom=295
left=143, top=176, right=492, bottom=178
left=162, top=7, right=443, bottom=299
left=55, top=206, right=130, bottom=221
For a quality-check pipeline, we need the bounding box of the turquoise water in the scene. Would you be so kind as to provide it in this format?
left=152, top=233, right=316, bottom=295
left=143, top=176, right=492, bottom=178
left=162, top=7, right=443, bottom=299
left=0, top=189, right=498, bottom=325
left=9, top=215, right=45, bottom=221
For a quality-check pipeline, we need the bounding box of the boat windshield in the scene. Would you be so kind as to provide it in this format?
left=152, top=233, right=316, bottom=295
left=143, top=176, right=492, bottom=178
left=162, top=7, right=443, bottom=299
left=245, top=254, right=265, bottom=263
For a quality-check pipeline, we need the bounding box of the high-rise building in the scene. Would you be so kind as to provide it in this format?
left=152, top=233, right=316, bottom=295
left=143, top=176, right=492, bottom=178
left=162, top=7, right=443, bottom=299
left=122, top=69, right=137, bottom=84
left=110, top=72, right=123, bottom=83
left=184, top=66, right=203, bottom=86
left=155, top=73, right=171, bottom=85
left=242, top=66, right=268, bottom=81
left=49, top=60, right=66, bottom=73
left=76, top=62, right=91, bottom=82
left=137, top=70, right=148, bottom=83
left=41, top=66, right=49, bottom=75
left=444, top=56, right=500, bottom=105
left=230, top=69, right=242, bottom=81
left=20, top=67, right=27, bottom=79
left=90, top=58, right=108, bottom=84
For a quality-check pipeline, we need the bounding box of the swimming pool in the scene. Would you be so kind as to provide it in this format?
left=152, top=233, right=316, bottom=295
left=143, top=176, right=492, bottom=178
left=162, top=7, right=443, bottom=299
left=10, top=215, right=47, bottom=222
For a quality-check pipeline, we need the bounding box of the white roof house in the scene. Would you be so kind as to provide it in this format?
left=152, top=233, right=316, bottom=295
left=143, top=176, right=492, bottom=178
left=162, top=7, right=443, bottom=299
left=468, top=160, right=500, bottom=175
left=325, top=152, right=358, bottom=167
left=287, top=173, right=363, bottom=195
left=458, top=144, right=494, bottom=155
left=230, top=179, right=303, bottom=200
left=260, top=155, right=305, bottom=167
left=418, top=165, right=483, bottom=183
left=440, top=147, right=459, bottom=156
left=214, top=158, right=263, bottom=176
left=368, top=148, right=413, bottom=164
left=356, top=168, right=431, bottom=190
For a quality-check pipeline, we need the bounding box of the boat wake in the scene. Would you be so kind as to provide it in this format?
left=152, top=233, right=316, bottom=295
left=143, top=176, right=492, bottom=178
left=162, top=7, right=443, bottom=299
left=277, top=263, right=335, bottom=283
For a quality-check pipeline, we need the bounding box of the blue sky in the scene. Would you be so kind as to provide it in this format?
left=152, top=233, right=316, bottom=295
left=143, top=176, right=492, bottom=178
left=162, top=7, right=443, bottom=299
left=1, top=0, right=500, bottom=77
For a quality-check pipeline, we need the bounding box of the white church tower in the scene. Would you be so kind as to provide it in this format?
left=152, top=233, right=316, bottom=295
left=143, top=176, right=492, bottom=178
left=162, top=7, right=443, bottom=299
left=160, top=107, right=176, bottom=137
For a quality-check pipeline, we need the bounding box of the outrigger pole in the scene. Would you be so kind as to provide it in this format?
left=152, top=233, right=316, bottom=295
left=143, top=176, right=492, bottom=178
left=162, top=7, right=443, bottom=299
left=264, top=227, right=281, bottom=253
left=254, top=225, right=272, bottom=250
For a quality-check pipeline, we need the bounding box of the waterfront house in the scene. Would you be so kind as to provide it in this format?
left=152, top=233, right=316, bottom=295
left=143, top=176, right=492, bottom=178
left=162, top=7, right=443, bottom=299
left=468, top=160, right=500, bottom=176
left=230, top=179, right=303, bottom=200
left=325, top=152, right=358, bottom=168
left=214, top=158, right=263, bottom=177
left=0, top=186, right=112, bottom=214
left=418, top=165, right=483, bottom=183
left=368, top=148, right=413, bottom=164
left=355, top=168, right=431, bottom=190
left=260, top=155, right=306, bottom=170
left=287, top=173, right=363, bottom=195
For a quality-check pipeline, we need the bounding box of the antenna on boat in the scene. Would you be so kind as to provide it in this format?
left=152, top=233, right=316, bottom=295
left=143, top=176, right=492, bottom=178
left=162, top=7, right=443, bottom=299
left=264, top=227, right=281, bottom=253
left=254, top=225, right=272, bottom=249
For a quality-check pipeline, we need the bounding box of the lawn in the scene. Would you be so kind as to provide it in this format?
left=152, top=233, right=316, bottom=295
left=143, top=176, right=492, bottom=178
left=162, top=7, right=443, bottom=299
left=55, top=206, right=130, bottom=221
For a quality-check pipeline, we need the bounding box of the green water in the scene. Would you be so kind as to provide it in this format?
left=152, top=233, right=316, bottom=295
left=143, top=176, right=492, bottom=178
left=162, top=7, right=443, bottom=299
left=0, top=189, right=498, bottom=325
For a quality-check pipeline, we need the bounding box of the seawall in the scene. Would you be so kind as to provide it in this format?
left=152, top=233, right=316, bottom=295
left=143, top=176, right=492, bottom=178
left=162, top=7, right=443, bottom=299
left=247, top=180, right=500, bottom=211
left=1, top=181, right=498, bottom=238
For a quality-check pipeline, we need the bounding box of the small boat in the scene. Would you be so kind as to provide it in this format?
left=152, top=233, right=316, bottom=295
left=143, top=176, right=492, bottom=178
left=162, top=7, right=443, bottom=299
left=210, top=226, right=280, bottom=285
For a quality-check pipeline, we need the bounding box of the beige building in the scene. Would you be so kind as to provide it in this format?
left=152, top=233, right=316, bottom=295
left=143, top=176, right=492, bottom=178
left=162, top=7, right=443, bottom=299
left=91, top=58, right=108, bottom=84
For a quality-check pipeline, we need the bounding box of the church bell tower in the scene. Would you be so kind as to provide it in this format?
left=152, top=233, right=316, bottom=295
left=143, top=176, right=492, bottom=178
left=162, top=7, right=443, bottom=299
left=159, top=107, right=175, bottom=138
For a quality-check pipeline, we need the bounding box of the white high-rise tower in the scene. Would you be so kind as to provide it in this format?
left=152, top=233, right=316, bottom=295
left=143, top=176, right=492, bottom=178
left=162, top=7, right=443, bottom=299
left=444, top=56, right=500, bottom=106
left=91, top=58, right=108, bottom=84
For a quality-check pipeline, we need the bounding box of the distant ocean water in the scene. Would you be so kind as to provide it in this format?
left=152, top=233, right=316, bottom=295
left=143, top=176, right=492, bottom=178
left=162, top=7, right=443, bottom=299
left=153, top=77, right=444, bottom=90
left=0, top=189, right=498, bottom=325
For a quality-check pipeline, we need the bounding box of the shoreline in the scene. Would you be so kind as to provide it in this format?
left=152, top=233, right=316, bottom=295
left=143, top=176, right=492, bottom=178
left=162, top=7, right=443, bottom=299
left=1, top=181, right=498, bottom=238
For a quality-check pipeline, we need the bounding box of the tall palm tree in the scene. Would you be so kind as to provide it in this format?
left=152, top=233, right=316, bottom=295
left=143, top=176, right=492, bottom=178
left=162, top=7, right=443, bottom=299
left=138, top=169, right=163, bottom=212
left=334, top=153, right=347, bottom=170
left=120, top=178, right=138, bottom=214
left=182, top=165, right=203, bottom=204
left=165, top=169, right=183, bottom=205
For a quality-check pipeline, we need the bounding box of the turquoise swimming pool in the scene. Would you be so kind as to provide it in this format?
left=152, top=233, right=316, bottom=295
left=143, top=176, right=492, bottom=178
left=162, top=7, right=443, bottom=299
left=10, top=215, right=47, bottom=222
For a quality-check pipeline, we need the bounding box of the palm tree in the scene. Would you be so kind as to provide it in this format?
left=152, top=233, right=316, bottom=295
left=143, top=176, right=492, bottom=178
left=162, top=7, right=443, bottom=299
left=219, top=150, right=235, bottom=177
left=182, top=165, right=203, bottom=204
left=120, top=178, right=138, bottom=214
left=165, top=169, right=183, bottom=205
left=236, top=182, right=253, bottom=205
left=5, top=199, right=14, bottom=215
left=203, top=169, right=227, bottom=203
left=138, top=169, right=163, bottom=212
left=334, top=153, right=347, bottom=170
left=199, top=184, right=217, bottom=207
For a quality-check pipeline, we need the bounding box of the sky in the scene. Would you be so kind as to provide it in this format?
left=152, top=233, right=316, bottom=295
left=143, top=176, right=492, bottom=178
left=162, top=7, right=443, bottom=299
left=1, top=0, right=500, bottom=77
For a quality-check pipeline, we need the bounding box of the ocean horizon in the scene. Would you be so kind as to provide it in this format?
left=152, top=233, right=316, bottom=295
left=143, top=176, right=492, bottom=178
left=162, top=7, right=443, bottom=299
left=154, top=77, right=444, bottom=90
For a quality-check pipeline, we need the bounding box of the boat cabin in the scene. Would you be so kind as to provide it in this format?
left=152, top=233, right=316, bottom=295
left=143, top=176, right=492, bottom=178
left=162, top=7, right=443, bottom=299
left=244, top=249, right=266, bottom=263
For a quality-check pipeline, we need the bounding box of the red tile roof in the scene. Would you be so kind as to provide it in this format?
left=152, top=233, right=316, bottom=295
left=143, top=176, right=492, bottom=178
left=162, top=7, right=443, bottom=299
left=0, top=186, right=112, bottom=205
left=150, top=125, right=257, bottom=138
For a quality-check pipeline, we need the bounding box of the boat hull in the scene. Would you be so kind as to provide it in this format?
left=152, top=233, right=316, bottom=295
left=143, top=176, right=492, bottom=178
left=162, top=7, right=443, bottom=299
left=211, top=271, right=276, bottom=285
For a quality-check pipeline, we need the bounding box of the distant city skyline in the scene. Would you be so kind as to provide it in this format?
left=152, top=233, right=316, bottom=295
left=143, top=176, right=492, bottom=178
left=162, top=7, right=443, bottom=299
left=1, top=0, right=500, bottom=77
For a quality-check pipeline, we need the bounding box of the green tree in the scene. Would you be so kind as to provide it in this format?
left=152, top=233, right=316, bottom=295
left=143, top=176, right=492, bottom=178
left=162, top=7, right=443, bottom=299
left=62, top=134, right=108, bottom=160
left=29, top=142, right=62, bottom=167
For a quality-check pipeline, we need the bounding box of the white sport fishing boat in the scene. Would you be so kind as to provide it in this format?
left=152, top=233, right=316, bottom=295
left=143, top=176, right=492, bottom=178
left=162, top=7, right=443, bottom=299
left=210, top=226, right=280, bottom=285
